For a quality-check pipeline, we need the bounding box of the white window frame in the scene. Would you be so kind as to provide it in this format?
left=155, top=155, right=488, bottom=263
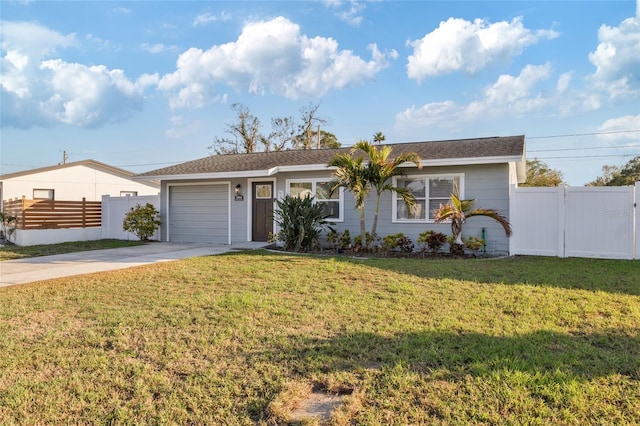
left=33, top=188, right=54, bottom=200
left=392, top=173, right=464, bottom=223
left=286, top=178, right=344, bottom=222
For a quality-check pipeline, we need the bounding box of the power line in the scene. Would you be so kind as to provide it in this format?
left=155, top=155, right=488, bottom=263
left=536, top=153, right=640, bottom=161
left=528, top=129, right=640, bottom=139
left=529, top=143, right=640, bottom=153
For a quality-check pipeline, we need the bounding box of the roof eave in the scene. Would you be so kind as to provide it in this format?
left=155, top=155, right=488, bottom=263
left=133, top=170, right=275, bottom=181
left=420, top=155, right=524, bottom=167
left=136, top=156, right=526, bottom=181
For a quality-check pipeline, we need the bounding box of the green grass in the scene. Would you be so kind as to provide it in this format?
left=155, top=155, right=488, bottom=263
left=0, top=252, right=638, bottom=424
left=0, top=239, right=145, bottom=261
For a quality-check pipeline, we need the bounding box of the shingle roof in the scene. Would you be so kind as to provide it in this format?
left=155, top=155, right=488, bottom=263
left=137, top=135, right=525, bottom=178
left=1, top=159, right=139, bottom=181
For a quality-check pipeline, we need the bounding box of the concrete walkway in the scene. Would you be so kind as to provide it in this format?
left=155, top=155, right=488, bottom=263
left=0, top=242, right=267, bottom=287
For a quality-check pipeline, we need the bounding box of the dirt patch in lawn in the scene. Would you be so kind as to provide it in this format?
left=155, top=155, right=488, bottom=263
left=290, top=391, right=346, bottom=422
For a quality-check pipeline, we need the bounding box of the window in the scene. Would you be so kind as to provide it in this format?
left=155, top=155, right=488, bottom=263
left=33, top=189, right=54, bottom=200
left=120, top=191, right=138, bottom=197
left=287, top=179, right=343, bottom=221
left=255, top=184, right=272, bottom=199
left=393, top=174, right=463, bottom=222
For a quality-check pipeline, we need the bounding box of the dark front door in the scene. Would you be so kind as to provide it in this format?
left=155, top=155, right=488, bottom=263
left=252, top=182, right=273, bottom=241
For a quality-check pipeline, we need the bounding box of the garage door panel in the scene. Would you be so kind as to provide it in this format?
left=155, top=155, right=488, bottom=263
left=169, top=185, right=229, bottom=243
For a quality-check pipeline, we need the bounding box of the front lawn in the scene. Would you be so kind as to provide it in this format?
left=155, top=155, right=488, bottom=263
left=0, top=239, right=145, bottom=261
left=0, top=253, right=638, bottom=424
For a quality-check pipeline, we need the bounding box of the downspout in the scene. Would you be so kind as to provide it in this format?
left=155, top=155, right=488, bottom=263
left=482, top=227, right=486, bottom=255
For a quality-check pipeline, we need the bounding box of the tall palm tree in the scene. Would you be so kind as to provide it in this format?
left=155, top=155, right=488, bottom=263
left=328, top=153, right=370, bottom=248
left=434, top=183, right=512, bottom=246
left=329, top=140, right=422, bottom=250
left=354, top=140, right=422, bottom=244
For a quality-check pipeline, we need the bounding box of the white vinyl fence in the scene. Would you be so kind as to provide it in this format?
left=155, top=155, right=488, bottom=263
left=510, top=183, right=639, bottom=259
left=101, top=194, right=161, bottom=241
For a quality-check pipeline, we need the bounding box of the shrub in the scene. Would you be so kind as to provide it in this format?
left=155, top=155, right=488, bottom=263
left=0, top=211, right=17, bottom=243
left=447, top=234, right=465, bottom=257
left=327, top=229, right=352, bottom=252
left=353, top=232, right=378, bottom=252
left=122, top=203, right=161, bottom=241
left=463, top=235, right=485, bottom=255
left=381, top=233, right=414, bottom=253
left=381, top=233, right=404, bottom=252
left=339, top=229, right=351, bottom=250
left=272, top=195, right=333, bottom=252
left=417, top=230, right=447, bottom=255
left=326, top=229, right=340, bottom=250
left=397, top=235, right=415, bottom=253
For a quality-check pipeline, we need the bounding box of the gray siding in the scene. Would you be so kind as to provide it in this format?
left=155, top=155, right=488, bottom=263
left=158, top=163, right=512, bottom=252
left=276, top=165, right=511, bottom=254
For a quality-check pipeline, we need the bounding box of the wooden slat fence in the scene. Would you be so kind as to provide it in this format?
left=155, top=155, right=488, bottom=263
left=4, top=197, right=101, bottom=230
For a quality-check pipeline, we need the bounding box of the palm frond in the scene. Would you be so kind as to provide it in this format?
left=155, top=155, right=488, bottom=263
left=467, top=208, right=513, bottom=236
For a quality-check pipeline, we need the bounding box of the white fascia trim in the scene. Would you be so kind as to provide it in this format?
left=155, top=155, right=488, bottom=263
left=270, top=164, right=335, bottom=174
left=134, top=170, right=272, bottom=181
left=420, top=155, right=523, bottom=167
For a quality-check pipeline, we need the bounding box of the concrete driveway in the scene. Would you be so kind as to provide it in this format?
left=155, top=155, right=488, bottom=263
left=0, top=242, right=267, bottom=287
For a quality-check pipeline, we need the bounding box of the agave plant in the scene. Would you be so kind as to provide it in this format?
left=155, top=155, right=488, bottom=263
left=272, top=195, right=334, bottom=252
left=434, top=184, right=512, bottom=246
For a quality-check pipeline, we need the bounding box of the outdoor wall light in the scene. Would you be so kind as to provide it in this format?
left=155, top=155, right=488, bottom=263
left=235, top=184, right=242, bottom=195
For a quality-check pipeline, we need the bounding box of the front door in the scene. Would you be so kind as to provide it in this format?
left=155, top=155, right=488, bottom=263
left=252, top=182, right=274, bottom=241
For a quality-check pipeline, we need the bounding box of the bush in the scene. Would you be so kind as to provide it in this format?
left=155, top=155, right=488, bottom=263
left=0, top=211, right=17, bottom=243
left=381, top=233, right=414, bottom=253
left=397, top=235, right=415, bottom=253
left=272, top=195, right=333, bottom=252
left=122, top=203, right=161, bottom=241
left=463, top=235, right=485, bottom=255
left=417, top=230, right=447, bottom=255
left=353, top=232, right=378, bottom=252
left=339, top=229, right=351, bottom=250
left=447, top=234, right=465, bottom=257
left=381, top=233, right=404, bottom=252
left=326, top=229, right=351, bottom=252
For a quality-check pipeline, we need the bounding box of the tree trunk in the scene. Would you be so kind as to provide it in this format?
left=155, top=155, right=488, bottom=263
left=359, top=207, right=367, bottom=251
left=370, top=192, right=382, bottom=250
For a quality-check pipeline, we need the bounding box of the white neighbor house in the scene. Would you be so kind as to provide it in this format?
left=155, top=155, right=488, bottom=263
left=0, top=159, right=159, bottom=209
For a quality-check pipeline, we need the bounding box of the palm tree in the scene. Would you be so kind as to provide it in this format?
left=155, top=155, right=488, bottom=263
left=354, top=140, right=422, bottom=244
left=434, top=183, right=512, bottom=248
left=328, top=153, right=370, bottom=248
left=329, top=140, right=422, bottom=250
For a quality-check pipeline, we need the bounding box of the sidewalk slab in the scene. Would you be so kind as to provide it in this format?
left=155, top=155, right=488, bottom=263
left=0, top=242, right=266, bottom=287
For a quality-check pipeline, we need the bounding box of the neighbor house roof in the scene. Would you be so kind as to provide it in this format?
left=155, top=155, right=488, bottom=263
left=1, top=159, right=157, bottom=185
left=136, top=135, right=526, bottom=181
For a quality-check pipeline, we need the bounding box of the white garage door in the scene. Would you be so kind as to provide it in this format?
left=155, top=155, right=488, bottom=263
left=169, top=184, right=229, bottom=243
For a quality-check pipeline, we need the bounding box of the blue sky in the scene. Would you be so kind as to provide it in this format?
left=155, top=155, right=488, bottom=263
left=1, top=0, right=639, bottom=185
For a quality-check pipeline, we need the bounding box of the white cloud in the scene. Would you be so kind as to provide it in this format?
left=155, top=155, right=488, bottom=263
left=407, top=16, right=559, bottom=82
left=158, top=16, right=395, bottom=109
left=556, top=71, right=572, bottom=93
left=587, top=5, right=640, bottom=100
left=113, top=7, right=131, bottom=15
left=193, top=11, right=231, bottom=27
left=395, top=64, right=557, bottom=131
left=0, top=21, right=155, bottom=128
left=0, top=20, right=77, bottom=56
left=597, top=114, right=640, bottom=141
left=322, top=0, right=366, bottom=26
left=141, top=43, right=176, bottom=54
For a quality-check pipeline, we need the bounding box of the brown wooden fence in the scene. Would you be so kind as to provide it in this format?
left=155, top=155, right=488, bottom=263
left=3, top=197, right=101, bottom=230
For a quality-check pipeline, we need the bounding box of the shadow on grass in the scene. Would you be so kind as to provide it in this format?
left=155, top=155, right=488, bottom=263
left=277, top=329, right=640, bottom=383
left=230, top=250, right=640, bottom=296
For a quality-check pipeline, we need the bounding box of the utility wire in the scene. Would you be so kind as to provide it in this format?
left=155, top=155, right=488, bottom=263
left=528, top=129, right=640, bottom=139
left=529, top=143, right=640, bottom=153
